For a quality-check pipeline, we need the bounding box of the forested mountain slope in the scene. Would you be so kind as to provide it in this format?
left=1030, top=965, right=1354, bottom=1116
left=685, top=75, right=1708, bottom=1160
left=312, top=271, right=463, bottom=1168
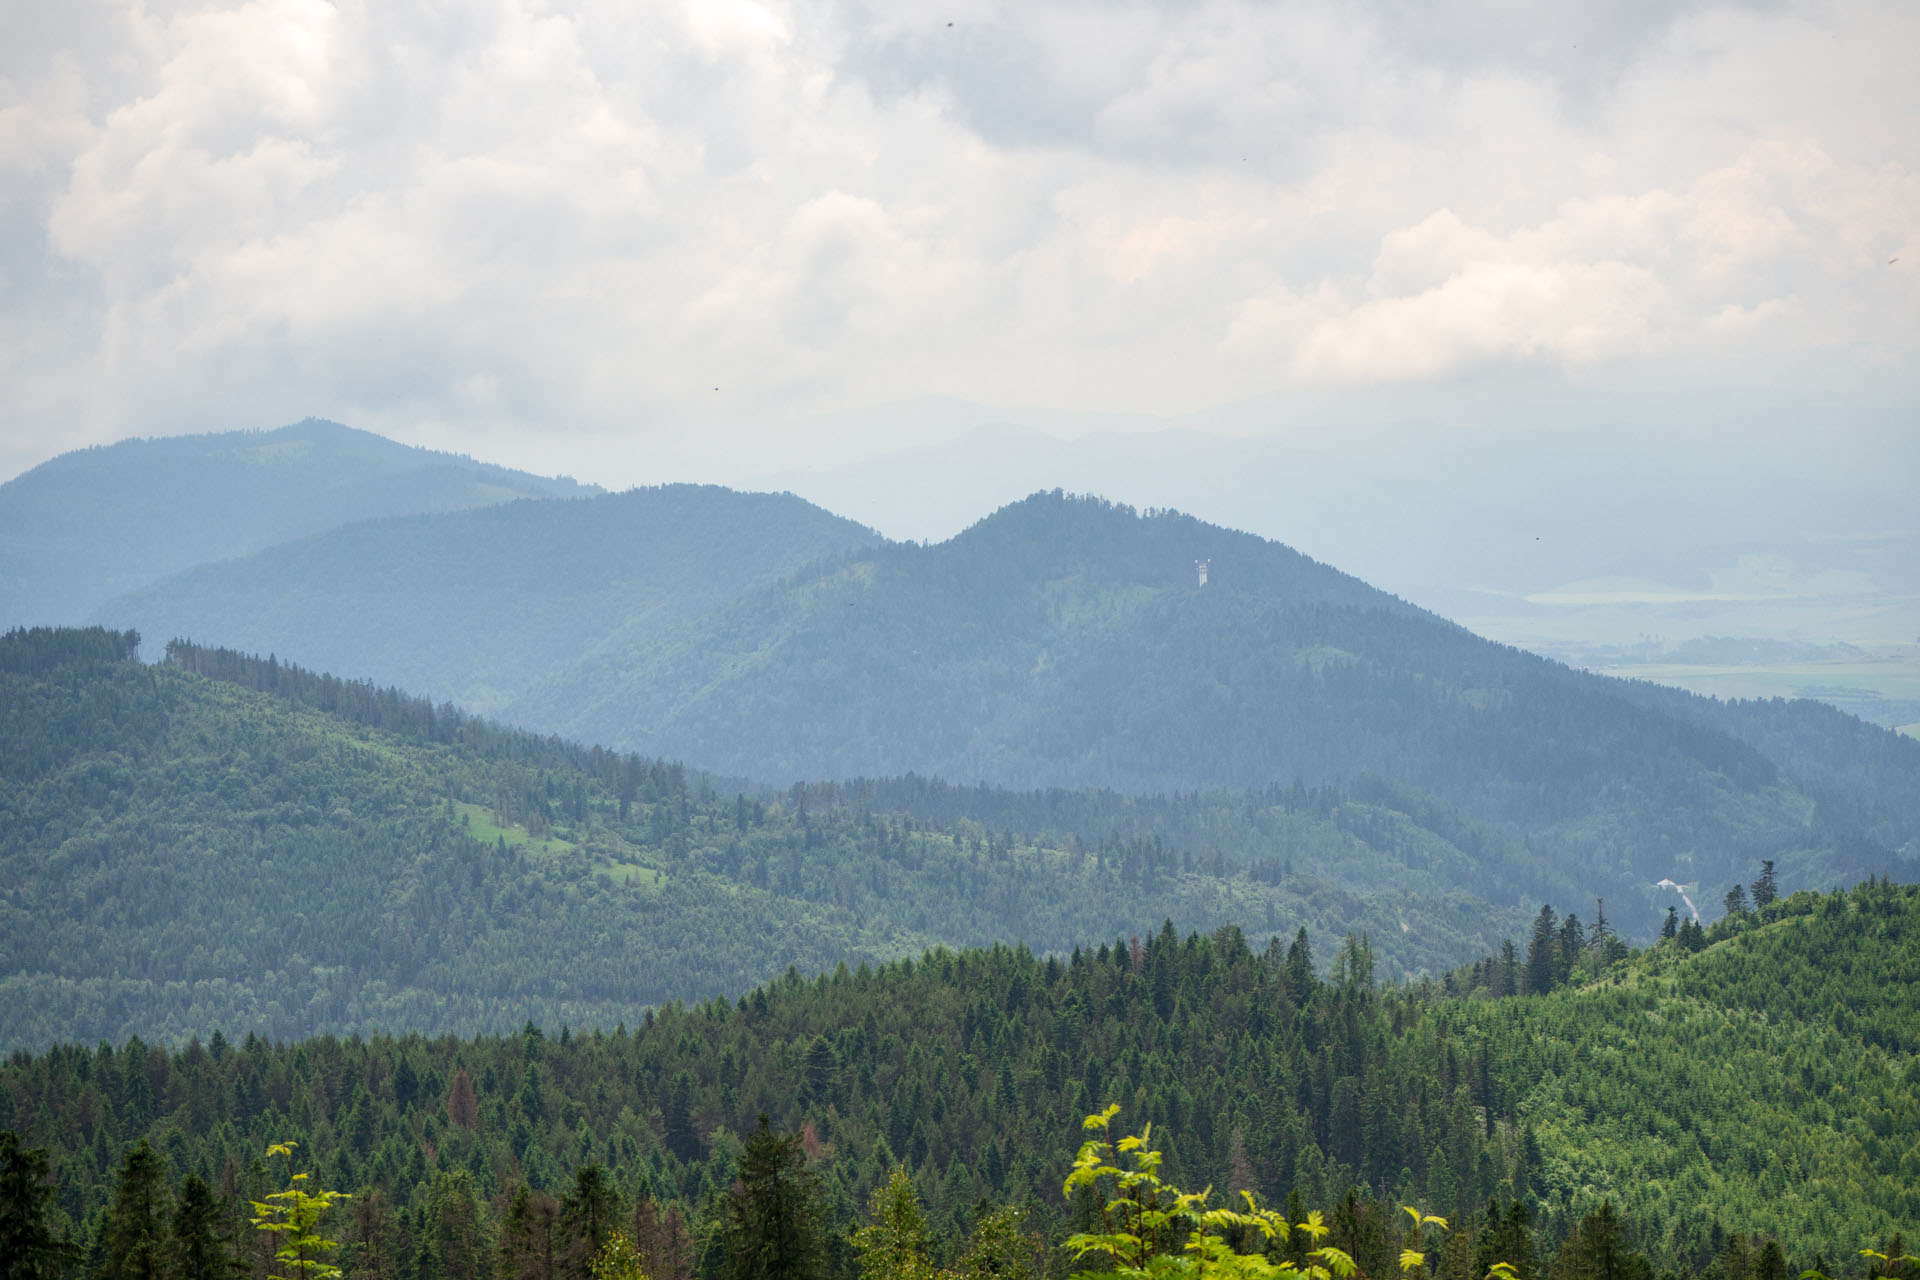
left=1608, top=677, right=1920, bottom=850
left=1446, top=878, right=1920, bottom=1260
left=515, top=493, right=1918, bottom=906
left=66, top=487, right=1920, bottom=917
left=0, top=628, right=1541, bottom=1051
left=0, top=419, right=594, bottom=629
left=93, top=486, right=884, bottom=714
left=3, top=881, right=1912, bottom=1274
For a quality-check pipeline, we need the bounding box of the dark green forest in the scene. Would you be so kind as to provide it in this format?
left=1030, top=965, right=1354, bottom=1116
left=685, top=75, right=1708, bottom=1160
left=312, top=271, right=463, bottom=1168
left=3, top=628, right=1549, bottom=1050
left=3, top=878, right=1914, bottom=1280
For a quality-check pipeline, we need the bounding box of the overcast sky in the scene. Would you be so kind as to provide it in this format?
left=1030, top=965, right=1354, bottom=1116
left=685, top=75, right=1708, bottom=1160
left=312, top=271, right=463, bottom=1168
left=2, top=0, right=1914, bottom=490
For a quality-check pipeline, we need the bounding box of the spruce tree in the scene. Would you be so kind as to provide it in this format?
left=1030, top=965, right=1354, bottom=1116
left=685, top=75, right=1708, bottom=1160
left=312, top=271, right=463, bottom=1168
left=1751, top=860, right=1778, bottom=910
left=1548, top=1201, right=1652, bottom=1280
left=724, top=1116, right=827, bottom=1280
left=562, top=1166, right=623, bottom=1278
left=499, top=1185, right=563, bottom=1280
left=0, top=1130, right=78, bottom=1280
left=850, top=1167, right=934, bottom=1280
left=170, top=1174, right=239, bottom=1280
left=100, top=1140, right=172, bottom=1280
left=1524, top=905, right=1559, bottom=995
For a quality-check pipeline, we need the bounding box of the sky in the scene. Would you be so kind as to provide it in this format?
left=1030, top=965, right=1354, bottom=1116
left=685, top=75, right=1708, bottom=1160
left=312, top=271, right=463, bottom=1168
left=2, top=0, right=1916, bottom=661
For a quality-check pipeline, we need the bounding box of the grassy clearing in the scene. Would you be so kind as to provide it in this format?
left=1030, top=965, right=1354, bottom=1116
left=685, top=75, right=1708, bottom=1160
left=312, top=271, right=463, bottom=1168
left=451, top=800, right=576, bottom=854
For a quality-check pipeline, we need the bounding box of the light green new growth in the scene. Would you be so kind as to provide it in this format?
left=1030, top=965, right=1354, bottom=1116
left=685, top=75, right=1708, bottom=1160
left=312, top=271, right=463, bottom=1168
left=1063, top=1104, right=1500, bottom=1280
left=249, top=1142, right=350, bottom=1280
left=590, top=1230, right=654, bottom=1280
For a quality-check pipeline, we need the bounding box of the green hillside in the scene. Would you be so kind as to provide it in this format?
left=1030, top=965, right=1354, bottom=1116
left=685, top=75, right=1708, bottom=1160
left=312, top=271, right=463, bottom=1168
left=2, top=878, right=1912, bottom=1276
left=93, top=485, right=884, bottom=714
left=67, top=490, right=1920, bottom=923
left=0, top=419, right=595, bottom=629
left=0, top=628, right=1543, bottom=1051
left=517, top=493, right=1918, bottom=911
left=1447, top=879, right=1920, bottom=1259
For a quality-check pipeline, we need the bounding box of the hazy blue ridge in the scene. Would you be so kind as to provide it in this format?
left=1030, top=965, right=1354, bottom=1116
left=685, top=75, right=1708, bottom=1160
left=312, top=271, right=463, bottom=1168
left=508, top=493, right=1918, bottom=904
left=89, top=484, right=884, bottom=714
left=0, top=418, right=596, bottom=628
left=51, top=483, right=1920, bottom=913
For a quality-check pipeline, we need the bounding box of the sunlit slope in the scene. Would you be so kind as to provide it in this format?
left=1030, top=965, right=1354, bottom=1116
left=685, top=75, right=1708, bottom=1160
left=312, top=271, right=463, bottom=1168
left=0, top=419, right=593, bottom=628
left=515, top=493, right=1918, bottom=908
left=0, top=629, right=1540, bottom=1051
left=1452, top=882, right=1920, bottom=1257
left=92, top=485, right=884, bottom=714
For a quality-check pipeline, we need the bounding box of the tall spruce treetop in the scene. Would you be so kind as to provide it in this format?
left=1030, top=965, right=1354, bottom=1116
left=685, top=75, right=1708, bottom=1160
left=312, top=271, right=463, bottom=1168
left=0, top=1131, right=78, bottom=1280
left=100, top=1140, right=172, bottom=1280
left=170, top=1174, right=239, bottom=1280
left=725, top=1116, right=828, bottom=1280
left=1525, top=905, right=1560, bottom=996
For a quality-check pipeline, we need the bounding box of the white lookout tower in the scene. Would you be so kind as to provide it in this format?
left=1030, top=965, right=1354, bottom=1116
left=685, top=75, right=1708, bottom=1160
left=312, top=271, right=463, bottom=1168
left=1195, top=558, right=1210, bottom=587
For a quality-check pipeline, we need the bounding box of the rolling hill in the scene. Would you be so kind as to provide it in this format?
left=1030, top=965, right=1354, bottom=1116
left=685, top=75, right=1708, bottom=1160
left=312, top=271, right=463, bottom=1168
left=514, top=493, right=1919, bottom=909
left=0, top=419, right=596, bottom=629
left=93, top=484, right=885, bottom=714
left=0, top=627, right=1547, bottom=1052
left=71, top=490, right=1920, bottom=921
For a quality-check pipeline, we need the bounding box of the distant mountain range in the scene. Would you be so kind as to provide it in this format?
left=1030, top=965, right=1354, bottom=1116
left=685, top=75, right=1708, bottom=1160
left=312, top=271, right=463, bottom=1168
left=5, top=423, right=1915, bottom=933
left=0, top=418, right=596, bottom=629
left=97, top=483, right=881, bottom=716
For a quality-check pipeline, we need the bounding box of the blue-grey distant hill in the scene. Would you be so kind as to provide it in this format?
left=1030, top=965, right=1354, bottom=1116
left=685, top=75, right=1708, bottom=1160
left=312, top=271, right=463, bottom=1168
left=94, top=484, right=885, bottom=714
left=92, top=485, right=1920, bottom=922
left=508, top=492, right=1920, bottom=905
left=0, top=419, right=596, bottom=628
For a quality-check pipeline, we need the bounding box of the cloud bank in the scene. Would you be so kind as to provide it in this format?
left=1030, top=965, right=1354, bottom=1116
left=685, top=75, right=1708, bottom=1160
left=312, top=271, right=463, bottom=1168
left=1, top=0, right=1915, bottom=481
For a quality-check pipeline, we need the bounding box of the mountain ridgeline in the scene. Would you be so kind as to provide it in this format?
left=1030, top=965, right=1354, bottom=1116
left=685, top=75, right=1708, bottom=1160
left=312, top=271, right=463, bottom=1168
left=3, top=627, right=1553, bottom=1051
left=0, top=419, right=596, bottom=629
left=79, top=486, right=1920, bottom=918
left=100, top=484, right=883, bottom=716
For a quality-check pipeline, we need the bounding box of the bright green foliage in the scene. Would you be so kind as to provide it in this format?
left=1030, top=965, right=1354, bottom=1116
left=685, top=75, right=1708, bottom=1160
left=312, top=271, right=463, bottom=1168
left=1445, top=882, right=1920, bottom=1256
left=952, top=1206, right=1044, bottom=1280
left=590, top=1231, right=654, bottom=1280
left=1063, top=1105, right=1454, bottom=1280
left=248, top=1143, right=348, bottom=1280
left=851, top=1168, right=940, bottom=1280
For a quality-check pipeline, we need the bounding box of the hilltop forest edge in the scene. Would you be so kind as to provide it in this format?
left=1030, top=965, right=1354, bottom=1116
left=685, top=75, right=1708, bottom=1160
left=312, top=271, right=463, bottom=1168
left=3, top=876, right=1917, bottom=1280
left=2, top=629, right=1918, bottom=1280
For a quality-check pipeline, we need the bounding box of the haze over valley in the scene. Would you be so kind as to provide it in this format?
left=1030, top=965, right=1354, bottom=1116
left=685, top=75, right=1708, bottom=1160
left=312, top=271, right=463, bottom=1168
left=2, top=3, right=1916, bottom=1278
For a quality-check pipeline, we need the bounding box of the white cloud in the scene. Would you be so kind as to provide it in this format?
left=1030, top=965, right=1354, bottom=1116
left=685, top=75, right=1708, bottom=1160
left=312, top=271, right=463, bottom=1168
left=0, top=0, right=1915, bottom=483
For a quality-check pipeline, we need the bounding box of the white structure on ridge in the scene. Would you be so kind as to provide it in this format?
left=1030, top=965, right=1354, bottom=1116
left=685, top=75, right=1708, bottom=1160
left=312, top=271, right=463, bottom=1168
left=1195, top=558, right=1210, bottom=587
